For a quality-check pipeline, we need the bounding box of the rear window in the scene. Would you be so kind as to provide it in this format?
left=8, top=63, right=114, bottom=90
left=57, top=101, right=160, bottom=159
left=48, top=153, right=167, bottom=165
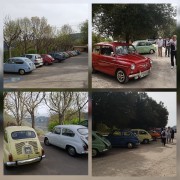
left=77, top=128, right=88, bottom=135
left=11, top=131, right=36, bottom=140
left=36, top=55, right=41, bottom=58
left=26, top=55, right=32, bottom=59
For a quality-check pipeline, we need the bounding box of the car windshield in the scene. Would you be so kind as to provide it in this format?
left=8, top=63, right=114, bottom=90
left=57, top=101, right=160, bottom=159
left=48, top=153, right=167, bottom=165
left=115, top=45, right=136, bottom=55
left=77, top=128, right=88, bottom=135
left=11, top=131, right=36, bottom=140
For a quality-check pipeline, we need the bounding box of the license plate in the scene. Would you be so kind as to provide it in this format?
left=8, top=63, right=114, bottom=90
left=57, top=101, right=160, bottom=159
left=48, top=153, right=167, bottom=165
left=140, top=71, right=149, bottom=78
left=24, top=147, right=32, bottom=154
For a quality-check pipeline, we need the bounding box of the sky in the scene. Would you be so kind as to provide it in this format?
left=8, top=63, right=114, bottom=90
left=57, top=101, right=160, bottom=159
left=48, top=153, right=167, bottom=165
left=147, top=92, right=176, bottom=127
left=2, top=1, right=88, bottom=33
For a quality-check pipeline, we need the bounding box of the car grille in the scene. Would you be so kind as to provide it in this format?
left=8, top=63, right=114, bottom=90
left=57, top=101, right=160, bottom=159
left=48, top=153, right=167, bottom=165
left=138, top=63, right=149, bottom=70
left=15, top=141, right=38, bottom=155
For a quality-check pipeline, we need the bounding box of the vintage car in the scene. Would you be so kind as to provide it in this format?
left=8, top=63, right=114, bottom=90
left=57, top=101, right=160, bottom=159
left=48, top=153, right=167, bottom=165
left=148, top=130, right=161, bottom=140
left=132, top=40, right=156, bottom=54
left=44, top=125, right=88, bottom=156
left=106, top=130, right=140, bottom=148
left=131, top=129, right=153, bottom=144
left=92, top=42, right=152, bottom=83
left=41, top=54, right=55, bottom=65
left=4, top=126, right=45, bottom=167
left=92, top=131, right=111, bottom=157
left=21, top=54, right=43, bottom=67
left=4, top=57, right=36, bottom=75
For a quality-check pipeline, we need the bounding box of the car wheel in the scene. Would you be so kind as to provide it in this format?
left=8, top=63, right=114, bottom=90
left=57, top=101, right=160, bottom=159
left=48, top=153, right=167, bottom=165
left=67, top=146, right=77, bottom=156
left=19, top=69, right=25, bottom=75
left=45, top=62, right=49, bottom=66
left=44, top=138, right=50, bottom=146
left=92, top=149, right=98, bottom=157
left=92, top=66, right=97, bottom=73
left=143, top=139, right=149, bottom=144
left=127, top=142, right=133, bottom=149
left=116, top=69, right=128, bottom=83
left=149, top=49, right=154, bottom=54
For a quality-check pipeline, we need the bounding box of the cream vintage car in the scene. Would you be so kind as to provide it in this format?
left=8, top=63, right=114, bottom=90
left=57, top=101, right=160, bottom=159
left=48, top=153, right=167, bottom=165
left=4, top=126, right=45, bottom=167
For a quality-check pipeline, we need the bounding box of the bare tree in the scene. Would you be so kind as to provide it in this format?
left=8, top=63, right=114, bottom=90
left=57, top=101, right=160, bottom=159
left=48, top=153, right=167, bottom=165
left=4, top=92, right=27, bottom=126
left=73, top=92, right=88, bottom=122
left=24, top=92, right=46, bottom=128
left=3, top=16, right=22, bottom=57
left=44, top=92, right=74, bottom=124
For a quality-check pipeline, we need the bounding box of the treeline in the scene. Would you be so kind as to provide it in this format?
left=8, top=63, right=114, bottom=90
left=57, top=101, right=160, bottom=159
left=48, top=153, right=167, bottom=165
left=92, top=4, right=176, bottom=43
left=4, top=16, right=88, bottom=58
left=92, top=92, right=169, bottom=130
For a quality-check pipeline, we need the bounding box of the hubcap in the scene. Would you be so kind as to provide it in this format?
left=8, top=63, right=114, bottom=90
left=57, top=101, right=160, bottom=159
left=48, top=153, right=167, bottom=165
left=128, top=143, right=133, bottom=148
left=92, top=149, right=97, bottom=157
left=68, top=147, right=75, bottom=155
left=117, top=71, right=125, bottom=82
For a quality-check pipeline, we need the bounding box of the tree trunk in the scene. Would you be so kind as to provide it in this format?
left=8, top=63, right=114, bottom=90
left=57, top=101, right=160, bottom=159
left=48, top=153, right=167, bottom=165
left=78, top=110, right=81, bottom=123
left=31, top=112, right=35, bottom=129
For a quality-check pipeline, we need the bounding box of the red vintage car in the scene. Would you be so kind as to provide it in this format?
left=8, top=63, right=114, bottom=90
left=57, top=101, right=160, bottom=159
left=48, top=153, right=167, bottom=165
left=92, top=42, right=152, bottom=83
left=41, top=54, right=55, bottom=65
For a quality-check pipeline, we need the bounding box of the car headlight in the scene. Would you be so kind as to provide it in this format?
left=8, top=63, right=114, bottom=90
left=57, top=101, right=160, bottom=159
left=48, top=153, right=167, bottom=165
left=131, top=64, right=135, bottom=70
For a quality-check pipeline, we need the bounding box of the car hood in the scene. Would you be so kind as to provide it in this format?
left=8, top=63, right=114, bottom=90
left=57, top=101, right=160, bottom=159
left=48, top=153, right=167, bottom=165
left=116, top=53, right=149, bottom=64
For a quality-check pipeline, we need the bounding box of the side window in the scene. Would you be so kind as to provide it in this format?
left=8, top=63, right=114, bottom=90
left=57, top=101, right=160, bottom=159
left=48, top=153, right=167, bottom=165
left=139, top=131, right=147, bottom=135
left=15, top=59, right=24, bottom=64
left=139, top=42, right=146, bottom=46
left=112, top=131, right=121, bottom=136
left=62, top=128, right=75, bottom=137
left=4, top=131, right=8, bottom=143
left=132, top=130, right=138, bottom=135
left=26, top=55, right=32, bottom=59
left=93, top=46, right=100, bottom=54
left=53, top=127, right=61, bottom=134
left=101, top=46, right=113, bottom=56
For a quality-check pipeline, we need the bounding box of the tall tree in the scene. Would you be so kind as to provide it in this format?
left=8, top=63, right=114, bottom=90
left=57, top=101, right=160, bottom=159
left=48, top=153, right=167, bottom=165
left=3, top=16, right=22, bottom=57
left=80, top=20, right=88, bottom=45
left=24, top=92, right=46, bottom=128
left=4, top=92, right=27, bottom=126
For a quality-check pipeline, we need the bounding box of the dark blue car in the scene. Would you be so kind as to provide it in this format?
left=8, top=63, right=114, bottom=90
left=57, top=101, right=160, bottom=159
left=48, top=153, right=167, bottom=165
left=106, top=130, right=140, bottom=149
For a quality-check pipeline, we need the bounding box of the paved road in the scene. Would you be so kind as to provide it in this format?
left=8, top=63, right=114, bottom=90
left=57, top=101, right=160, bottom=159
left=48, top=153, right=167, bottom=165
left=4, top=143, right=88, bottom=175
left=92, top=51, right=176, bottom=88
left=92, top=138, right=176, bottom=176
left=4, top=53, right=88, bottom=89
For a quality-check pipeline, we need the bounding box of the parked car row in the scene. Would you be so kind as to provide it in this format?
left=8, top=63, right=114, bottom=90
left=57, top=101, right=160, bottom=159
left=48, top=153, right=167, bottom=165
left=4, top=124, right=88, bottom=167
left=92, top=129, right=160, bottom=157
left=4, top=50, right=81, bottom=75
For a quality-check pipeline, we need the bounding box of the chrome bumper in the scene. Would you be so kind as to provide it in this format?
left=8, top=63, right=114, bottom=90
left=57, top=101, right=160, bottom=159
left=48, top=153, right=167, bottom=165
left=129, top=68, right=151, bottom=78
left=5, top=155, right=45, bottom=166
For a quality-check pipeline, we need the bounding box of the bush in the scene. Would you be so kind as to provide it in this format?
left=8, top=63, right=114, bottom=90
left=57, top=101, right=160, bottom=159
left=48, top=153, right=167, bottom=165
left=48, top=120, right=59, bottom=131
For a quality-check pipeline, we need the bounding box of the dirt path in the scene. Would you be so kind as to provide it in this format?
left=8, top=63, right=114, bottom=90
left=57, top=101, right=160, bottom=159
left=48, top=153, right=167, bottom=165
left=92, top=138, right=176, bottom=176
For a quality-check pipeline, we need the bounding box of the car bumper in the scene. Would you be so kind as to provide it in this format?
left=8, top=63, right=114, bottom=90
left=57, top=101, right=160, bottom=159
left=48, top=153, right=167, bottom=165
left=5, top=155, right=45, bottom=166
left=35, top=62, right=43, bottom=67
left=129, top=68, right=151, bottom=79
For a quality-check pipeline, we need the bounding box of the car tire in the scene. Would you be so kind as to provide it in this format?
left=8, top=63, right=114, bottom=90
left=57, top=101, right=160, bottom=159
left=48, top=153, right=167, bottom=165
left=149, top=49, right=154, bottom=54
left=45, top=62, right=49, bottom=66
left=19, top=69, right=25, bottom=75
left=127, top=142, right=133, bottom=149
left=143, top=139, right=149, bottom=144
left=92, top=66, right=97, bottom=73
left=92, top=149, right=98, bottom=157
left=116, top=69, right=129, bottom=84
left=67, top=146, right=77, bottom=156
left=44, top=138, right=50, bottom=146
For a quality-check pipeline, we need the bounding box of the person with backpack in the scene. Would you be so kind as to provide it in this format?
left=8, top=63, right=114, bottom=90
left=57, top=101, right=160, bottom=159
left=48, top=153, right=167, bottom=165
left=161, top=128, right=167, bottom=146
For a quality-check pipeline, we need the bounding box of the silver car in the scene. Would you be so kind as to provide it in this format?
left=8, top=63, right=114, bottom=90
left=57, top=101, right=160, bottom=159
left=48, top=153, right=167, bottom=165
left=22, top=54, right=43, bottom=67
left=44, top=125, right=88, bottom=156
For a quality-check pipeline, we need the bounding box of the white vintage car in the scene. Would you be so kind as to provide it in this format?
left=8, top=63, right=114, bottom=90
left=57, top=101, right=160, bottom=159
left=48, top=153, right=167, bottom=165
left=44, top=125, right=88, bottom=156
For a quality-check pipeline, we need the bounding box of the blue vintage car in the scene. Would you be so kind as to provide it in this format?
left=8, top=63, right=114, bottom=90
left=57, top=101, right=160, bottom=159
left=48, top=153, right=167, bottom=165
left=106, top=130, right=140, bottom=148
left=4, top=57, right=36, bottom=75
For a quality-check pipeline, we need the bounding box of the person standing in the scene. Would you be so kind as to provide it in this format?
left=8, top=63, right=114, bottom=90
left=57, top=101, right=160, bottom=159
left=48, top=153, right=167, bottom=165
left=171, top=128, right=175, bottom=143
left=169, top=35, right=177, bottom=69
left=156, top=36, right=164, bottom=57
left=161, top=128, right=167, bottom=146
left=164, top=37, right=170, bottom=57
left=166, top=126, right=171, bottom=143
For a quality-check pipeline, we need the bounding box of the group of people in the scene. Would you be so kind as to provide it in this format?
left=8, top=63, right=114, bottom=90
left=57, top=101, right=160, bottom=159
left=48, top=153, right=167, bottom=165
left=161, top=127, right=175, bottom=146
left=156, top=35, right=177, bottom=69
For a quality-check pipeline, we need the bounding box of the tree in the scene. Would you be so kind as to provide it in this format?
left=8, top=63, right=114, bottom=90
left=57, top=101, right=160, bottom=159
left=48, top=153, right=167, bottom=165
left=24, top=92, right=46, bottom=128
left=44, top=92, right=74, bottom=124
left=92, top=4, right=176, bottom=42
left=3, top=16, right=22, bottom=57
left=80, top=20, right=88, bottom=45
left=4, top=92, right=27, bottom=126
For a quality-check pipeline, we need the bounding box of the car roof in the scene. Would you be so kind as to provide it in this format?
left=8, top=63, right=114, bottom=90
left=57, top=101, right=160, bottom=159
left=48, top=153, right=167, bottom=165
left=24, top=54, right=40, bottom=56
left=131, top=129, right=148, bottom=131
left=95, top=42, right=130, bottom=46
left=10, top=57, right=30, bottom=60
left=5, top=126, right=36, bottom=133
left=55, top=125, right=87, bottom=130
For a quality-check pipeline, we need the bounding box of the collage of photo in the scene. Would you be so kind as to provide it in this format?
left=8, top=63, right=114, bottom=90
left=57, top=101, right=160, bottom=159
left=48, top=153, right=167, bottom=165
left=0, top=0, right=178, bottom=179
